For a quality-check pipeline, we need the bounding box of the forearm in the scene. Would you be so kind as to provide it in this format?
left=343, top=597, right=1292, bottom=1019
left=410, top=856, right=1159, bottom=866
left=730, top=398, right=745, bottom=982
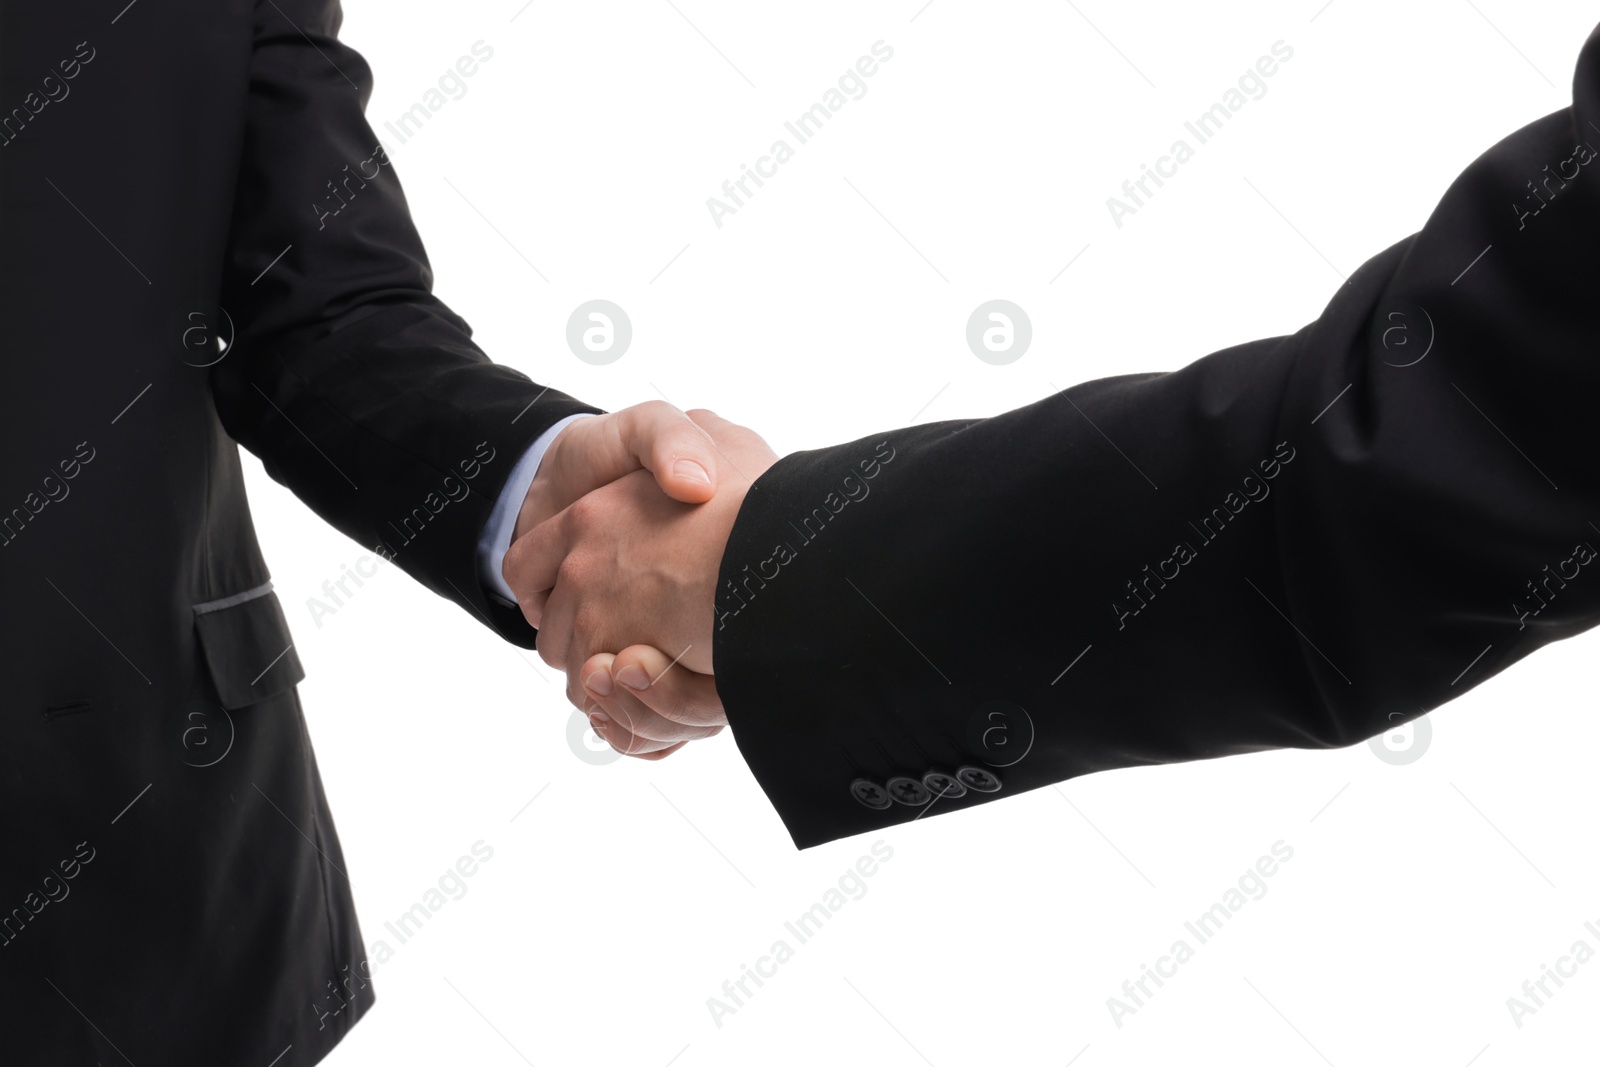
left=212, top=0, right=597, bottom=647
left=714, top=31, right=1600, bottom=848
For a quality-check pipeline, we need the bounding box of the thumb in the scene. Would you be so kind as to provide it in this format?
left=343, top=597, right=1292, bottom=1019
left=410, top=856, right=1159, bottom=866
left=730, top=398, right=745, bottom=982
left=514, top=401, right=720, bottom=543
left=501, top=510, right=571, bottom=627
left=684, top=407, right=767, bottom=453
left=614, top=400, right=719, bottom=504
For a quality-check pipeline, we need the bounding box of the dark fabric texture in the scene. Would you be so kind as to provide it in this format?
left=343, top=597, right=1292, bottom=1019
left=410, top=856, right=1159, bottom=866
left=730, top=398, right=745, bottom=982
left=715, top=27, right=1600, bottom=849
left=0, top=0, right=589, bottom=1061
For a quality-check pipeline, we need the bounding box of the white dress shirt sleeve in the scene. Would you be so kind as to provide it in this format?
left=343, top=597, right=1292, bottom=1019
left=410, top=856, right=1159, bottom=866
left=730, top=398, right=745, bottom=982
left=476, top=413, right=594, bottom=607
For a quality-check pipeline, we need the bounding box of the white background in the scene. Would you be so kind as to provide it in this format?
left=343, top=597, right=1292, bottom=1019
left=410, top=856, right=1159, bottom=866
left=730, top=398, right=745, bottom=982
left=245, top=1, right=1600, bottom=1063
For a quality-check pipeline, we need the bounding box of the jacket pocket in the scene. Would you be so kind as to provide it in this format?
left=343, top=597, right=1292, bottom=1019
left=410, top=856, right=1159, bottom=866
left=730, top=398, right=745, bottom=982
left=193, top=581, right=305, bottom=709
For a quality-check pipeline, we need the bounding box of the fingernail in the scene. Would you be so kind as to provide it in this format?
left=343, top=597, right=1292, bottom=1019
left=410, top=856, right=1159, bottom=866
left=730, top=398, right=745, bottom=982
left=674, top=459, right=712, bottom=486
left=615, top=665, right=650, bottom=691
left=583, top=669, right=613, bottom=697
left=589, top=710, right=611, bottom=728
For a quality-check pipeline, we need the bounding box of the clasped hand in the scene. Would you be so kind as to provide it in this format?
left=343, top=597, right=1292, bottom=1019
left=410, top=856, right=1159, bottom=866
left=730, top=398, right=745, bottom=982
left=502, top=403, right=776, bottom=758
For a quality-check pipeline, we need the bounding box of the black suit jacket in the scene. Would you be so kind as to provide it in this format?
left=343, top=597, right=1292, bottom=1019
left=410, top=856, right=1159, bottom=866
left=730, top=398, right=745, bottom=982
left=715, top=26, right=1600, bottom=849
left=2, top=1, right=574, bottom=1062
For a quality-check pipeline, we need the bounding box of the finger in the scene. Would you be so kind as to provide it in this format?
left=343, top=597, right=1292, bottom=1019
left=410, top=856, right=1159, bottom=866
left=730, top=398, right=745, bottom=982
left=608, top=644, right=726, bottom=728
left=534, top=568, right=579, bottom=672
left=683, top=408, right=764, bottom=452
left=511, top=401, right=713, bottom=544
left=572, top=652, right=617, bottom=719
left=683, top=408, right=776, bottom=481
left=521, top=588, right=551, bottom=629
left=684, top=407, right=726, bottom=432
left=603, top=733, right=692, bottom=762
left=586, top=692, right=719, bottom=758
left=579, top=652, right=726, bottom=744
left=502, top=510, right=575, bottom=629
left=614, top=401, right=719, bottom=505
left=636, top=741, right=692, bottom=761
left=578, top=691, right=672, bottom=758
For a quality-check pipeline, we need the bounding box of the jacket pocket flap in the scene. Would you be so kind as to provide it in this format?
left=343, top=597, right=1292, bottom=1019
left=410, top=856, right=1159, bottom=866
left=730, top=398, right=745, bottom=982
left=193, top=583, right=305, bottom=709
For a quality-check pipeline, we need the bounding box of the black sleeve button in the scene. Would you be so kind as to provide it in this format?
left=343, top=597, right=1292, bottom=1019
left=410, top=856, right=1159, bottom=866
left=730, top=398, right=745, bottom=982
left=955, top=766, right=1002, bottom=793
left=922, top=770, right=968, bottom=799
left=886, top=775, right=931, bottom=806
left=850, top=778, right=893, bottom=810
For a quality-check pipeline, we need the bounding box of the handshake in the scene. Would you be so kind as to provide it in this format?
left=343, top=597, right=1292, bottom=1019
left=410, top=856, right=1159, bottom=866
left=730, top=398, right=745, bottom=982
left=501, top=401, right=777, bottom=759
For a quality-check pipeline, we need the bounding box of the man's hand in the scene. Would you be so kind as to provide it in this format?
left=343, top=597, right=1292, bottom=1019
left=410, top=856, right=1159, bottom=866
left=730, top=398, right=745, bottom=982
left=574, top=644, right=726, bottom=759
left=503, top=410, right=778, bottom=711
left=514, top=400, right=722, bottom=543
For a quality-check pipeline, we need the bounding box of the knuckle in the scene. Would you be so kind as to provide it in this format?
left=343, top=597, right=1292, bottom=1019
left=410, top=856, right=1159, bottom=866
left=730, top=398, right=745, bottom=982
left=565, top=493, right=601, bottom=528
left=554, top=552, right=591, bottom=591
left=649, top=684, right=690, bottom=722
left=567, top=496, right=620, bottom=540
left=571, top=603, right=604, bottom=644
left=500, top=540, right=525, bottom=580
left=535, top=631, right=566, bottom=671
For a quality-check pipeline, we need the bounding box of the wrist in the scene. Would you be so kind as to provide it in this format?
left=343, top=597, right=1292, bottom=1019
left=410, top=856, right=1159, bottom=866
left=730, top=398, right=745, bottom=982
left=701, top=462, right=771, bottom=655
left=513, top=418, right=582, bottom=542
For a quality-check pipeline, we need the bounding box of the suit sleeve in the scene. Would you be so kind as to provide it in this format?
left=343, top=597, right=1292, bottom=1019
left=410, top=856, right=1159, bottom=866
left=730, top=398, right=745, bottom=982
left=713, top=27, right=1600, bottom=848
left=212, top=0, right=596, bottom=649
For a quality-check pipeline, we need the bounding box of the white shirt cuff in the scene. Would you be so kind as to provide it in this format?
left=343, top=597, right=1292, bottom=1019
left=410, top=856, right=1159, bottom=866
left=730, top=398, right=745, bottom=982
left=476, top=413, right=594, bottom=607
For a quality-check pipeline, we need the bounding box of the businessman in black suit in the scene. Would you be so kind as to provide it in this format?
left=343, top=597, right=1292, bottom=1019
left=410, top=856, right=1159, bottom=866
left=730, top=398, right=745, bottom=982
left=514, top=24, right=1600, bottom=849
left=0, top=1, right=736, bottom=1063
